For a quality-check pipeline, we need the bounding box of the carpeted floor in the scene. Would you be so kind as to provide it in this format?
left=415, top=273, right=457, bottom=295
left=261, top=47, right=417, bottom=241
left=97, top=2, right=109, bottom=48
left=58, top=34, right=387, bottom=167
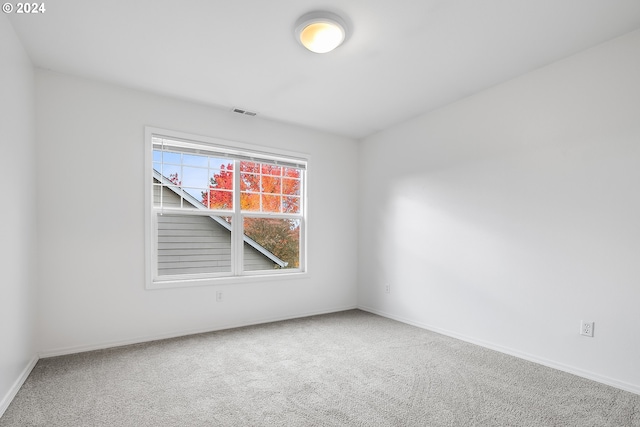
left=1, top=310, right=639, bottom=426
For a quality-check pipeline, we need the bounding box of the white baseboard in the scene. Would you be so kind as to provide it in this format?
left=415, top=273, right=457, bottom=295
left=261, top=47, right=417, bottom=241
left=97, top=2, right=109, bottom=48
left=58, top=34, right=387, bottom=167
left=358, top=305, right=640, bottom=396
left=39, top=305, right=358, bottom=358
left=0, top=355, right=38, bottom=419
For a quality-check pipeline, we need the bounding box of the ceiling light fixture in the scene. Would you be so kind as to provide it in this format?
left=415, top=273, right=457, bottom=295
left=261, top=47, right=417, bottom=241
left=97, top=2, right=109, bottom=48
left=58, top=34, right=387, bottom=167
left=295, top=11, right=348, bottom=54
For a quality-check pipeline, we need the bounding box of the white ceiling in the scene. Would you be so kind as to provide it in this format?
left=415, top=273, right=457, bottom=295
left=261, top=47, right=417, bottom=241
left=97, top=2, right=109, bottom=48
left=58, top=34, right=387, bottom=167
left=8, top=0, right=640, bottom=139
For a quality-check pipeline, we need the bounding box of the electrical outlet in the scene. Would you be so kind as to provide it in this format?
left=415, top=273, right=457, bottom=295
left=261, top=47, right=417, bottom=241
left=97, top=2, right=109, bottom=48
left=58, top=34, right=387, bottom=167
left=385, top=283, right=390, bottom=294
left=580, top=320, right=594, bottom=337
left=216, top=291, right=223, bottom=302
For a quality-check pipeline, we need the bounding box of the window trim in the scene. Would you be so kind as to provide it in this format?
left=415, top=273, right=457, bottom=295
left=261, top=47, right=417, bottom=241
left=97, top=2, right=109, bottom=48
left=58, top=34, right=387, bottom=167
left=145, top=127, right=309, bottom=290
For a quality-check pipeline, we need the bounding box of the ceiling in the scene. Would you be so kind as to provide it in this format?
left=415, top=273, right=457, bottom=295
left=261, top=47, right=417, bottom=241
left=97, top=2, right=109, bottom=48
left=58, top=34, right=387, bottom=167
left=8, top=0, right=640, bottom=139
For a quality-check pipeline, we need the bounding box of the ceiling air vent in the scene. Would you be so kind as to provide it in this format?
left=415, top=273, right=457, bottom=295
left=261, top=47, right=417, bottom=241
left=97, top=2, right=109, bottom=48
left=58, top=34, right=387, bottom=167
left=232, top=108, right=257, bottom=117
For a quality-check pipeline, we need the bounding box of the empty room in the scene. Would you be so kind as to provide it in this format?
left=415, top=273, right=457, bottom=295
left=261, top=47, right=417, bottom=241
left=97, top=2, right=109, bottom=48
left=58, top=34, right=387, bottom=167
left=2, top=1, right=639, bottom=425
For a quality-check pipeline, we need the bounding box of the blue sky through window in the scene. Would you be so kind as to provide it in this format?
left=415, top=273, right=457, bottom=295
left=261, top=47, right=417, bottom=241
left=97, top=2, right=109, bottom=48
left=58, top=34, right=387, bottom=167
left=153, top=150, right=234, bottom=203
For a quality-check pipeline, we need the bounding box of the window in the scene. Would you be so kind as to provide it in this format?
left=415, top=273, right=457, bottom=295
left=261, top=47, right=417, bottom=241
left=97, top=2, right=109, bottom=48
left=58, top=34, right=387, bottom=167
left=145, top=128, right=307, bottom=289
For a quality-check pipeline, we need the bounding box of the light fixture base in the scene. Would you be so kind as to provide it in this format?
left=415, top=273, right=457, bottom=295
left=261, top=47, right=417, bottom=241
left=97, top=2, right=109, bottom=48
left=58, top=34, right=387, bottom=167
left=294, top=11, right=348, bottom=54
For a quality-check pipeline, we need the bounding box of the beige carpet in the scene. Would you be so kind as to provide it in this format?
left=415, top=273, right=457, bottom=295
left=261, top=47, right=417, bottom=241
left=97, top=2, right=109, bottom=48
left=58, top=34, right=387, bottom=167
left=1, top=310, right=638, bottom=426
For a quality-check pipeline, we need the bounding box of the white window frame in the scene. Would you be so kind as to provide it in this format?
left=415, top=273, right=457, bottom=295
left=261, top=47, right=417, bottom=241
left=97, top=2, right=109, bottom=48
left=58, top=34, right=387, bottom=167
left=145, top=127, right=308, bottom=289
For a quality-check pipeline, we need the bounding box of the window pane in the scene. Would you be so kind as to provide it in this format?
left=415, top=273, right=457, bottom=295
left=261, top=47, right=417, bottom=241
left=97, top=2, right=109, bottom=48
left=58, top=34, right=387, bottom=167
left=283, top=196, right=300, bottom=213
left=261, top=194, right=281, bottom=213
left=157, top=214, right=232, bottom=276
left=205, top=164, right=233, bottom=210
left=240, top=172, right=260, bottom=192
left=153, top=185, right=184, bottom=208
left=282, top=178, right=300, bottom=196
left=240, top=192, right=260, bottom=211
left=243, top=217, right=300, bottom=271
left=210, top=158, right=231, bottom=170
left=237, top=161, right=303, bottom=214
left=153, top=151, right=236, bottom=211
left=261, top=164, right=282, bottom=176
left=283, top=167, right=301, bottom=178
left=261, top=175, right=281, bottom=194
left=153, top=163, right=181, bottom=189
left=152, top=184, right=162, bottom=207
left=209, top=168, right=233, bottom=191
left=182, top=153, right=208, bottom=167
left=182, top=166, right=208, bottom=189
left=161, top=186, right=185, bottom=208
left=241, top=161, right=260, bottom=174
left=183, top=187, right=208, bottom=204
left=204, top=189, right=233, bottom=210
left=162, top=151, right=181, bottom=165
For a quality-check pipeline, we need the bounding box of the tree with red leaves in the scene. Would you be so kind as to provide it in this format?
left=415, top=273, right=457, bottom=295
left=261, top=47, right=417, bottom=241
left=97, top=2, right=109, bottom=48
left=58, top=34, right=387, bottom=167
left=201, top=162, right=300, bottom=213
left=202, top=161, right=302, bottom=268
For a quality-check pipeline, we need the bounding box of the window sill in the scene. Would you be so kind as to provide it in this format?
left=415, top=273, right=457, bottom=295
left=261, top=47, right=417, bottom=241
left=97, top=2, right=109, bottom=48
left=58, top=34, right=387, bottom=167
left=146, top=271, right=310, bottom=290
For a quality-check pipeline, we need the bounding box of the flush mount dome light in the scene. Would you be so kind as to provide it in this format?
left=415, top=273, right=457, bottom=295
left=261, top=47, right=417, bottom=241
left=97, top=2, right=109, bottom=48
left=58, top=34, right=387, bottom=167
left=295, top=11, right=348, bottom=54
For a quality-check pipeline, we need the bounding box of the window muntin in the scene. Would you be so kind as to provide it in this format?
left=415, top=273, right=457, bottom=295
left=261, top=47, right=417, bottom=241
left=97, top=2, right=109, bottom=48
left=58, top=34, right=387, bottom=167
left=239, top=161, right=302, bottom=214
left=153, top=149, right=234, bottom=211
left=147, top=130, right=307, bottom=288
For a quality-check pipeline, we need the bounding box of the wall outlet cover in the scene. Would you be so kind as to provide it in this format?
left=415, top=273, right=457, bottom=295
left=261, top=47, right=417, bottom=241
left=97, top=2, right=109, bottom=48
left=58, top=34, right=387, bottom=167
left=580, top=320, right=594, bottom=337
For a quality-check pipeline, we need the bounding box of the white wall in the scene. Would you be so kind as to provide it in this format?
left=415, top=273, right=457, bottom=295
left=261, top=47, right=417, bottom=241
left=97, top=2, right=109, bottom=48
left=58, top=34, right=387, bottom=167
left=0, top=15, right=37, bottom=415
left=358, top=30, right=640, bottom=394
left=35, top=70, right=358, bottom=355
